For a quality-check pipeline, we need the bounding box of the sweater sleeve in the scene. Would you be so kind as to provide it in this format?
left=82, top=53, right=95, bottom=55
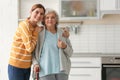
left=58, top=29, right=73, bottom=57
left=19, top=21, right=39, bottom=53
left=63, top=38, right=73, bottom=57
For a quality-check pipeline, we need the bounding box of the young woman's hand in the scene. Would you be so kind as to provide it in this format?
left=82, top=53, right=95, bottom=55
left=33, top=64, right=40, bottom=73
left=62, top=29, right=69, bottom=38
left=57, top=39, right=67, bottom=49
left=35, top=26, right=43, bottom=33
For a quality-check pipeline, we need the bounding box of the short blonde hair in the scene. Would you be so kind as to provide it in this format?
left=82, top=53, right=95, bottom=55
left=43, top=8, right=59, bottom=30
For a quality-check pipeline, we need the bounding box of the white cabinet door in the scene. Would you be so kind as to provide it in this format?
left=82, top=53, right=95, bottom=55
left=69, top=68, right=101, bottom=80
left=100, top=0, right=116, bottom=10
left=100, top=0, right=120, bottom=11
left=71, top=57, right=101, bottom=67
left=100, top=0, right=120, bottom=17
left=18, top=0, right=42, bottom=21
left=69, top=57, right=101, bottom=80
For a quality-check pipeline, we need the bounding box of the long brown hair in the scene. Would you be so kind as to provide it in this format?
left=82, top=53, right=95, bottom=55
left=31, top=4, right=45, bottom=13
left=28, top=4, right=45, bottom=19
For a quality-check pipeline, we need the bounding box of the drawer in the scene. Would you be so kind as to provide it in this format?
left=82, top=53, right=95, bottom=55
left=69, top=68, right=101, bottom=80
left=70, top=57, right=101, bottom=67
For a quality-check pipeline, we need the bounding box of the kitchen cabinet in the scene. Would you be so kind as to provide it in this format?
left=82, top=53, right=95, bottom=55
left=69, top=68, right=101, bottom=80
left=18, top=0, right=100, bottom=22
left=60, top=0, right=100, bottom=20
left=17, top=0, right=43, bottom=21
left=17, top=0, right=59, bottom=21
left=69, top=57, right=101, bottom=80
left=100, top=0, right=120, bottom=17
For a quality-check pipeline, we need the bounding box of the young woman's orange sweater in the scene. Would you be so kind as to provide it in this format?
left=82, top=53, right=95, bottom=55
left=9, top=19, right=39, bottom=68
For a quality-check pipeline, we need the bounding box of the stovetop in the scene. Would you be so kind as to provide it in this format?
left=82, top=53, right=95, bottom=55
left=102, top=57, right=120, bottom=64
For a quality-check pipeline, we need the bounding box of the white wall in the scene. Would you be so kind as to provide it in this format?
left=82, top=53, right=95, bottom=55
left=0, top=0, right=17, bottom=80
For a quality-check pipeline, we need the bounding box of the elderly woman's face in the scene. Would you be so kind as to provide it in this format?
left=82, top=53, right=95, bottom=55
left=45, top=12, right=57, bottom=27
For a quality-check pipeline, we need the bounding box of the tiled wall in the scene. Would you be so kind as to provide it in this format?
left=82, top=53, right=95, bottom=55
left=68, top=25, right=120, bottom=54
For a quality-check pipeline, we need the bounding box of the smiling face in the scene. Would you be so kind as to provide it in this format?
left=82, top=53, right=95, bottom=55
left=30, top=8, right=45, bottom=23
left=45, top=12, right=57, bottom=28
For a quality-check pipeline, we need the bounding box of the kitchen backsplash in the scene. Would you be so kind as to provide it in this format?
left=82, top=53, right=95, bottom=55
left=59, top=24, right=120, bottom=54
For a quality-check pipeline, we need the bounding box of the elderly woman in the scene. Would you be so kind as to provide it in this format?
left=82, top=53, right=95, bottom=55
left=32, top=8, right=73, bottom=80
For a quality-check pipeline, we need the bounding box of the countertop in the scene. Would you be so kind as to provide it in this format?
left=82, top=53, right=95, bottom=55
left=72, top=53, right=120, bottom=57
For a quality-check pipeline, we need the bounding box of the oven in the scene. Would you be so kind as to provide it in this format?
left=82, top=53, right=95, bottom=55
left=102, top=57, right=120, bottom=80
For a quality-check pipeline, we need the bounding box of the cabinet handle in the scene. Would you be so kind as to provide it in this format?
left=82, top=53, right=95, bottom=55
left=70, top=74, right=91, bottom=76
left=71, top=67, right=100, bottom=68
left=103, top=65, right=120, bottom=67
left=72, top=61, right=91, bottom=64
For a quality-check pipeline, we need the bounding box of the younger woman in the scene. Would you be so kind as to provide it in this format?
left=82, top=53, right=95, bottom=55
left=8, top=4, right=45, bottom=80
